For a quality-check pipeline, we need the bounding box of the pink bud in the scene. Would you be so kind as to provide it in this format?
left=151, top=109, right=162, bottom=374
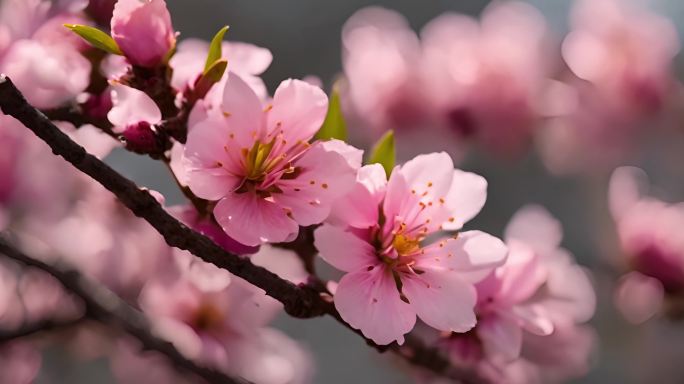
left=111, top=0, right=176, bottom=68
left=121, top=121, right=163, bottom=154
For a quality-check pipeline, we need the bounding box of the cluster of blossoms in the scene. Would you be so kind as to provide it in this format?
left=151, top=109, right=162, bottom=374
left=1, top=0, right=683, bottom=383
left=341, top=0, right=681, bottom=173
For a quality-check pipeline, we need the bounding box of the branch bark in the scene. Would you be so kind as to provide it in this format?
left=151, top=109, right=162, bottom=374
left=0, top=237, right=250, bottom=384
left=0, top=74, right=488, bottom=384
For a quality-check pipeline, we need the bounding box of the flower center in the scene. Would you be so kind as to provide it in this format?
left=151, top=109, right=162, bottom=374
left=392, top=234, right=421, bottom=256
left=191, top=302, right=225, bottom=331
left=243, top=140, right=276, bottom=181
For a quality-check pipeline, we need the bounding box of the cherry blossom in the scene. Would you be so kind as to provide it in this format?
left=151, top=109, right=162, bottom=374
left=111, top=0, right=176, bottom=68
left=182, top=73, right=360, bottom=246
left=315, top=154, right=507, bottom=345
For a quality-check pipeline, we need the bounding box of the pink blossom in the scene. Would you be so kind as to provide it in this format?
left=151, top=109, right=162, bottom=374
left=315, top=153, right=507, bottom=345
left=170, top=38, right=272, bottom=102
left=434, top=205, right=595, bottom=382
left=609, top=167, right=684, bottom=320
left=539, top=0, right=680, bottom=175
left=615, top=271, right=664, bottom=324
left=497, top=323, right=596, bottom=384
left=0, top=39, right=90, bottom=109
left=111, top=0, right=176, bottom=68
left=0, top=342, right=42, bottom=384
left=341, top=7, right=431, bottom=131
left=563, top=0, right=679, bottom=115
left=139, top=274, right=313, bottom=383
left=421, top=1, right=552, bottom=157
left=0, top=0, right=91, bottom=109
left=182, top=73, right=359, bottom=246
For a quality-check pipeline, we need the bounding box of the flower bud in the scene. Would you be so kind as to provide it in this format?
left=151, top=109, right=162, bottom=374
left=111, top=0, right=176, bottom=68
left=121, top=121, right=164, bottom=154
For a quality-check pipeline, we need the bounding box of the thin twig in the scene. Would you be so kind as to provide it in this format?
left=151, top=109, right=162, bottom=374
left=0, top=237, right=250, bottom=384
left=0, top=74, right=488, bottom=384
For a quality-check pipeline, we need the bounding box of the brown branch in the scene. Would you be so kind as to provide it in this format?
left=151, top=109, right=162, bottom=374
left=0, top=237, right=250, bottom=384
left=0, top=74, right=488, bottom=384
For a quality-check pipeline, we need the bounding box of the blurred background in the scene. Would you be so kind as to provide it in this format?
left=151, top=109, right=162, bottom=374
left=21, top=0, right=684, bottom=382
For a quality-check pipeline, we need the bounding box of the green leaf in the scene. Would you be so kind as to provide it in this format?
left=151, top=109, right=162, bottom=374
left=315, top=86, right=347, bottom=141
left=368, top=130, right=395, bottom=176
left=194, top=59, right=228, bottom=99
left=204, top=25, right=230, bottom=73
left=64, top=24, right=122, bottom=55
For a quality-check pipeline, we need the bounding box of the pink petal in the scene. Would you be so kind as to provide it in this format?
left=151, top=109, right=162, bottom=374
left=509, top=304, right=554, bottom=336
left=398, top=152, right=455, bottom=200
left=441, top=169, right=488, bottom=230
left=477, top=314, right=523, bottom=361
left=402, top=269, right=477, bottom=333
left=608, top=166, right=649, bottom=220
left=504, top=205, right=563, bottom=252
left=222, top=41, right=273, bottom=76
left=615, top=271, right=664, bottom=324
left=314, top=225, right=377, bottom=273
left=328, top=164, right=387, bottom=228
left=251, top=245, right=308, bottom=284
left=266, top=79, right=328, bottom=150
left=183, top=117, right=243, bottom=200
left=108, top=85, right=162, bottom=130
left=221, top=72, right=264, bottom=148
left=543, top=250, right=596, bottom=323
left=213, top=192, right=299, bottom=246
left=273, top=141, right=357, bottom=226
left=420, top=231, right=507, bottom=284
left=495, top=242, right=547, bottom=304
left=334, top=266, right=416, bottom=345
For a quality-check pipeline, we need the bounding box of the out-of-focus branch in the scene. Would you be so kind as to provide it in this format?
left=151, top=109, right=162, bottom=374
left=0, top=317, right=84, bottom=344
left=0, top=74, right=489, bottom=384
left=0, top=237, right=250, bottom=384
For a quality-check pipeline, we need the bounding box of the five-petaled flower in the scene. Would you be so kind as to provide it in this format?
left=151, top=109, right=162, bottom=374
left=182, top=72, right=360, bottom=246
left=315, top=153, right=508, bottom=345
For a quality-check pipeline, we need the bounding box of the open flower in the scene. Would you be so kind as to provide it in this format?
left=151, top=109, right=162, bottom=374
left=315, top=153, right=507, bottom=345
left=111, top=0, right=176, bottom=68
left=182, top=73, right=359, bottom=246
left=436, top=205, right=595, bottom=383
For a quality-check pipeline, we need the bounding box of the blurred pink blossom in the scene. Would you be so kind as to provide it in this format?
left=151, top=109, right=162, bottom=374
left=182, top=73, right=360, bottom=246
left=0, top=342, right=42, bottom=384
left=111, top=0, right=176, bottom=68
left=539, top=0, right=680, bottom=175
left=0, top=0, right=91, bottom=109
left=341, top=7, right=431, bottom=132
left=315, top=154, right=507, bottom=345
left=609, top=166, right=684, bottom=321
left=421, top=1, right=553, bottom=157
left=139, top=272, right=313, bottom=383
